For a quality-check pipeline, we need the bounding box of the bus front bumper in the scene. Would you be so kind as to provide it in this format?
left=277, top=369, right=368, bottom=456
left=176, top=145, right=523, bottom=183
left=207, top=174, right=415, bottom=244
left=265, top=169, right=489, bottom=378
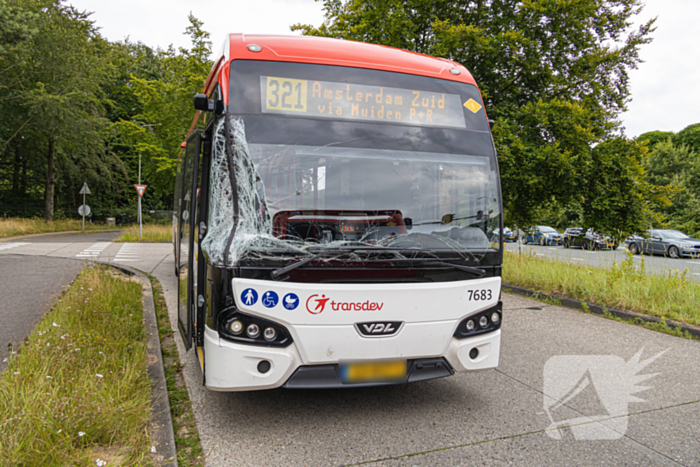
left=203, top=326, right=500, bottom=391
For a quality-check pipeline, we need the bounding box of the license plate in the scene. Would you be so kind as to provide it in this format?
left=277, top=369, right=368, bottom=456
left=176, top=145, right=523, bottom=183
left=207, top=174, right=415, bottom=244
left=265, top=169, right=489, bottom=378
left=340, top=360, right=407, bottom=383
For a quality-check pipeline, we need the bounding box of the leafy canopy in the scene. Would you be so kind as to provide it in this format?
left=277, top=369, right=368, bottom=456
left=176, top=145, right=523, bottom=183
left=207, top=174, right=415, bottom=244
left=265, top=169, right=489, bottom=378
left=293, top=0, right=664, bottom=235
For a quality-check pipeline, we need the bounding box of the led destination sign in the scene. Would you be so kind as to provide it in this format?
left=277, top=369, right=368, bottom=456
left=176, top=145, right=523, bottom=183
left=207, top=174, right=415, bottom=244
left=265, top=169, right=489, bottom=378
left=260, top=76, right=468, bottom=129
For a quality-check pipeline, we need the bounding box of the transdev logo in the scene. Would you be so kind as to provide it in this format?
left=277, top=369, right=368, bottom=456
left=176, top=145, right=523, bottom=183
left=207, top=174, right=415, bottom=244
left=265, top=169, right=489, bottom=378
left=305, top=294, right=384, bottom=314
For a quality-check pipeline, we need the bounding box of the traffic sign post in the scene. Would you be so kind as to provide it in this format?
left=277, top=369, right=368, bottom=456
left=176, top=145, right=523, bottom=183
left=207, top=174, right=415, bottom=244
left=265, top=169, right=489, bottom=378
left=79, top=182, right=91, bottom=232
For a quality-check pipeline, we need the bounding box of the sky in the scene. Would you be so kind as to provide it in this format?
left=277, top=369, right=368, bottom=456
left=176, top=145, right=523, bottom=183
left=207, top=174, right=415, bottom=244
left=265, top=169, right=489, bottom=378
left=70, top=0, right=700, bottom=138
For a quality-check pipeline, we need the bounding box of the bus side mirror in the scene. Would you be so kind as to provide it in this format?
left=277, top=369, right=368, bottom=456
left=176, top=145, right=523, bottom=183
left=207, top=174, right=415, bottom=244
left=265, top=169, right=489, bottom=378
left=194, top=93, right=208, bottom=111
left=404, top=217, right=413, bottom=230
left=441, top=213, right=454, bottom=224
left=488, top=119, right=495, bottom=130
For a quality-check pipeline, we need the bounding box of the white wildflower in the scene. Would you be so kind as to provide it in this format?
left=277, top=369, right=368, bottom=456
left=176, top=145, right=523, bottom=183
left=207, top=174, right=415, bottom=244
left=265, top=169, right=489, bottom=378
left=46, top=376, right=52, bottom=379
left=57, top=429, right=61, bottom=434
left=78, top=431, right=85, bottom=437
left=13, top=372, right=19, bottom=375
left=96, top=460, right=107, bottom=467
left=150, top=445, right=157, bottom=453
left=95, top=374, right=103, bottom=378
left=52, top=322, right=59, bottom=327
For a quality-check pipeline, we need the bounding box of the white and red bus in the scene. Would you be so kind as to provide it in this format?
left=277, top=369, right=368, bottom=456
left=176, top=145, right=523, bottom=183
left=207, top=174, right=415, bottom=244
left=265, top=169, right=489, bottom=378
left=174, top=34, right=503, bottom=391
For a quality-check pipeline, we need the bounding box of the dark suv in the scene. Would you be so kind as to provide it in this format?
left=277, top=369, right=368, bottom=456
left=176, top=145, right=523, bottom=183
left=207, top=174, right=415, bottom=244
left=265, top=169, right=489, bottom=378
left=562, top=228, right=618, bottom=250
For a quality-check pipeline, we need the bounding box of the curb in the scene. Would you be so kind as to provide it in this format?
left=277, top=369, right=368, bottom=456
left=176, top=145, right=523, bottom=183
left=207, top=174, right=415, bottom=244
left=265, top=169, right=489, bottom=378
left=503, top=283, right=700, bottom=339
left=100, top=262, right=178, bottom=466
left=0, top=229, right=122, bottom=242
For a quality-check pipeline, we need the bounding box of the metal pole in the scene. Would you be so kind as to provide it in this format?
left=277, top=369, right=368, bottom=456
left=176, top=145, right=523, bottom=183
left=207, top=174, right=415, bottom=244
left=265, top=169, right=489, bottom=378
left=138, top=153, right=142, bottom=237
left=82, top=190, right=85, bottom=232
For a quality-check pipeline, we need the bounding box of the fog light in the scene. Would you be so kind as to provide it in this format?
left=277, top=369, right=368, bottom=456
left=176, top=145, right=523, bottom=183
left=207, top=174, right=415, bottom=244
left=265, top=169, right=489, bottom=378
left=491, top=312, right=501, bottom=324
left=229, top=320, right=243, bottom=334
left=263, top=327, right=277, bottom=341
left=479, top=316, right=489, bottom=328
left=466, top=320, right=475, bottom=331
left=257, top=360, right=271, bottom=374
left=246, top=323, right=260, bottom=338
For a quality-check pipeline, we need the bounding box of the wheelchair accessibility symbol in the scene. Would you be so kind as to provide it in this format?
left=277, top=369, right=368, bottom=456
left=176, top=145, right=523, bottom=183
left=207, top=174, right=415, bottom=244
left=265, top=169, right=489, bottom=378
left=262, top=291, right=279, bottom=308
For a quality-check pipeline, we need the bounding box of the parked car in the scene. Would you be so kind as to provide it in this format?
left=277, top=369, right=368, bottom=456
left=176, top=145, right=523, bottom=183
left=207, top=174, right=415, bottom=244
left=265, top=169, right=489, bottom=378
left=521, top=225, right=563, bottom=246
left=624, top=229, right=700, bottom=258
left=490, top=227, right=518, bottom=243
left=562, top=227, right=618, bottom=250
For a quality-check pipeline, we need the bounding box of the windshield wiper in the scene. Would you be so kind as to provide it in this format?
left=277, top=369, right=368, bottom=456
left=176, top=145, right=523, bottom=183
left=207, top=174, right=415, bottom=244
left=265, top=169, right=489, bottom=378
left=270, top=246, right=409, bottom=280
left=270, top=248, right=485, bottom=280
left=409, top=258, right=485, bottom=277
left=270, top=254, right=322, bottom=280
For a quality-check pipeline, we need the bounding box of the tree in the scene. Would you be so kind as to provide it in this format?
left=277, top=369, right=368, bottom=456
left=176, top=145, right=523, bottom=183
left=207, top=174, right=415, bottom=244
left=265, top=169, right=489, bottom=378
left=1, top=0, right=112, bottom=220
left=673, top=123, right=700, bottom=154
left=637, top=130, right=674, bottom=148
left=108, top=13, right=213, bottom=210
left=644, top=139, right=700, bottom=237
left=293, top=0, right=658, bottom=234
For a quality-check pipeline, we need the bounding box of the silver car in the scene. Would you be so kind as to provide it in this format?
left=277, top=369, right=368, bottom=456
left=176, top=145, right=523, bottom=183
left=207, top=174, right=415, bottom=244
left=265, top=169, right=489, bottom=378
left=625, top=229, right=700, bottom=258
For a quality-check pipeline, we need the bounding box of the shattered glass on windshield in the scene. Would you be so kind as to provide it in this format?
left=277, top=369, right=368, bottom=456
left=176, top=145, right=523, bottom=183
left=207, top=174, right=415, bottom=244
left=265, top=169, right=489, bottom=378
left=201, top=116, right=501, bottom=267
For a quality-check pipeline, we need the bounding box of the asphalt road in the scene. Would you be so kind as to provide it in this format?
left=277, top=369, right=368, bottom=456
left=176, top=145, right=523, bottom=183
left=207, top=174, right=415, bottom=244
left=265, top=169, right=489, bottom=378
left=0, top=231, right=124, bottom=369
left=3, top=234, right=699, bottom=465
left=505, top=241, right=700, bottom=280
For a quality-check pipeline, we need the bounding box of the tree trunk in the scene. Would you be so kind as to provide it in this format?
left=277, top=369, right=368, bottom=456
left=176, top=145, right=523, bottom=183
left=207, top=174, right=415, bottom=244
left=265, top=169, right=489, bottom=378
left=12, top=147, right=21, bottom=195
left=45, top=136, right=55, bottom=221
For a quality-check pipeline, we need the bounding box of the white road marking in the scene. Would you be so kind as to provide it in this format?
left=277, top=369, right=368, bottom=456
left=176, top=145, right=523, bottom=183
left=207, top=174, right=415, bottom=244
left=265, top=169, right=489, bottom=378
left=0, top=242, right=30, bottom=251
left=114, top=243, right=142, bottom=262
left=75, top=242, right=111, bottom=259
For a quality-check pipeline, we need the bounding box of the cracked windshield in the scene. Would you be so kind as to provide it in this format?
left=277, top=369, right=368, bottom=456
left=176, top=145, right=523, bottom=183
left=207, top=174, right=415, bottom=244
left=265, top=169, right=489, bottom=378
left=202, top=62, right=502, bottom=266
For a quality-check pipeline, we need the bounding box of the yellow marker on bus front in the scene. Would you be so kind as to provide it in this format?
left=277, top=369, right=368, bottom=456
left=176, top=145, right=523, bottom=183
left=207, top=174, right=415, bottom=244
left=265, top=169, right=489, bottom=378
left=464, top=98, right=482, bottom=113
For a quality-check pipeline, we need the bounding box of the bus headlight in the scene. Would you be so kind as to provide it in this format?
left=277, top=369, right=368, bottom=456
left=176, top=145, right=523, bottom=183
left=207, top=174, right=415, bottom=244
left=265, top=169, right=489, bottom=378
left=229, top=320, right=243, bottom=334
left=263, top=327, right=277, bottom=341
left=246, top=324, right=260, bottom=338
left=454, top=302, right=502, bottom=339
left=220, top=310, right=292, bottom=347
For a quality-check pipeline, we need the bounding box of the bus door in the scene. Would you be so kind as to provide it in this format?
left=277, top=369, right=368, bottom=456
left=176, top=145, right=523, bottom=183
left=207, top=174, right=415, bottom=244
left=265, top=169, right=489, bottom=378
left=178, top=131, right=202, bottom=351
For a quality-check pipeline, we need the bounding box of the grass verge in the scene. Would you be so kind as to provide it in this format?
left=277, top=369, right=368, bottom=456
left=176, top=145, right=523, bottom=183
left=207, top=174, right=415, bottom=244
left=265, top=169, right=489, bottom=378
left=503, top=250, right=700, bottom=327
left=115, top=225, right=172, bottom=243
left=148, top=274, right=205, bottom=466
left=0, top=217, right=120, bottom=238
left=0, top=266, right=154, bottom=465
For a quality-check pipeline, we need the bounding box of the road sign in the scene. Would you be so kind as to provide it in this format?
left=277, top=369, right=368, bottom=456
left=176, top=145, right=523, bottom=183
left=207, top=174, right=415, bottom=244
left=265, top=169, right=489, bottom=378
left=134, top=184, right=147, bottom=198
left=79, top=182, right=91, bottom=195
left=78, top=205, right=91, bottom=216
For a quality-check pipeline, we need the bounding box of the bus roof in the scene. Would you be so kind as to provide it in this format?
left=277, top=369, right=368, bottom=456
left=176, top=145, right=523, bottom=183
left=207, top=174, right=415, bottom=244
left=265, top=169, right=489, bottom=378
left=181, top=35, right=482, bottom=158
left=220, top=34, right=476, bottom=86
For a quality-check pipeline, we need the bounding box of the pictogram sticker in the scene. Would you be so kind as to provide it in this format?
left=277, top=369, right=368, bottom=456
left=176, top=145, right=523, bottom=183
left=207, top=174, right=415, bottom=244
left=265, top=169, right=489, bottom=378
left=463, top=99, right=482, bottom=114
